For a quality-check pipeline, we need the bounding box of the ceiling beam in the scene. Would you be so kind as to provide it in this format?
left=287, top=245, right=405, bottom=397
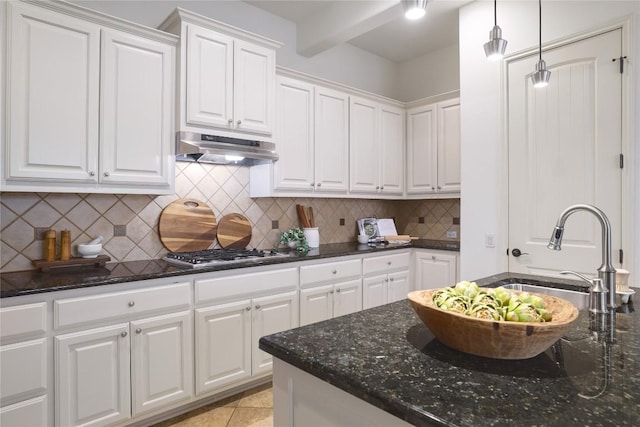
left=297, top=1, right=403, bottom=57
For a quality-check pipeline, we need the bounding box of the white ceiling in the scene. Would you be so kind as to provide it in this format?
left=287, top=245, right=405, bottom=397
left=245, top=0, right=472, bottom=63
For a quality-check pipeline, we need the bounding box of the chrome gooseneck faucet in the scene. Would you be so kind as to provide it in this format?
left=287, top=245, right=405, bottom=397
left=547, top=204, right=617, bottom=309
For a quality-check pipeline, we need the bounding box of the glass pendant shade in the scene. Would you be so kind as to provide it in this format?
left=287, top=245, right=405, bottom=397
left=531, top=59, right=551, bottom=87
left=484, top=25, right=507, bottom=60
left=403, top=0, right=428, bottom=20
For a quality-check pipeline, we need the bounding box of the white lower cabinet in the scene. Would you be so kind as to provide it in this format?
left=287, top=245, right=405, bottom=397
left=55, top=311, right=192, bottom=426
left=299, top=279, right=362, bottom=326
left=413, top=250, right=458, bottom=290
left=362, top=252, right=411, bottom=309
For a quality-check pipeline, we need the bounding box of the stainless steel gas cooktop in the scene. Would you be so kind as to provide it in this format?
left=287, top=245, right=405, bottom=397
left=163, top=248, right=288, bottom=268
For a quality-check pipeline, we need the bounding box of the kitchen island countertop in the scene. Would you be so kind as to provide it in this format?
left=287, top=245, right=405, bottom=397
left=259, top=273, right=639, bottom=426
left=0, top=239, right=458, bottom=298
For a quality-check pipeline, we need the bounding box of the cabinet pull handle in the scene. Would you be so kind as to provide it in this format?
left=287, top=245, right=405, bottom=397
left=128, top=301, right=135, bottom=307
left=121, top=331, right=128, bottom=337
left=332, top=270, right=337, bottom=274
left=246, top=306, right=251, bottom=311
left=104, top=171, right=110, bottom=177
left=89, top=171, right=95, bottom=176
left=255, top=304, right=261, bottom=310
left=135, top=328, right=142, bottom=334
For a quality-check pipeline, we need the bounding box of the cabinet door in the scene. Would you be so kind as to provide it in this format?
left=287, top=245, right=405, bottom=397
left=387, top=270, right=410, bottom=303
left=333, top=279, right=363, bottom=318
left=185, top=24, right=234, bottom=129
left=131, top=311, right=192, bottom=416
left=349, top=97, right=379, bottom=193
left=362, top=275, right=387, bottom=310
left=234, top=39, right=275, bottom=135
left=0, top=396, right=48, bottom=427
left=414, top=251, right=457, bottom=290
left=315, top=87, right=349, bottom=192
left=252, top=291, right=299, bottom=376
left=195, top=300, right=251, bottom=395
left=406, top=104, right=437, bottom=194
left=299, top=285, right=333, bottom=326
left=55, top=324, right=131, bottom=427
left=437, top=98, right=461, bottom=193
left=6, top=2, right=99, bottom=182
left=1, top=339, right=46, bottom=406
left=273, top=76, right=315, bottom=191
left=378, top=104, right=405, bottom=195
left=100, top=29, right=173, bottom=187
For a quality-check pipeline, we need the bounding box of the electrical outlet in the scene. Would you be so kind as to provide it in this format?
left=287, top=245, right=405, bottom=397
left=485, top=233, right=495, bottom=248
left=446, top=231, right=457, bottom=239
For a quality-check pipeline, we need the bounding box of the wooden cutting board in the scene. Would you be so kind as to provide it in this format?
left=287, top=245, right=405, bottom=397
left=216, top=213, right=252, bottom=249
left=158, top=199, right=217, bottom=252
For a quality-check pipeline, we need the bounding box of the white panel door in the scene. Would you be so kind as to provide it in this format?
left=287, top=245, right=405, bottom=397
left=252, top=291, right=298, bottom=376
left=315, top=87, right=350, bottom=192
left=234, top=39, right=275, bottom=135
left=406, top=105, right=437, bottom=194
left=437, top=99, right=461, bottom=193
left=362, top=275, right=387, bottom=309
left=185, top=24, right=233, bottom=129
left=131, top=311, right=192, bottom=416
left=379, top=105, right=405, bottom=195
left=333, top=279, right=363, bottom=318
left=508, top=29, right=622, bottom=277
left=7, top=2, right=99, bottom=182
left=387, top=270, right=410, bottom=303
left=0, top=339, right=46, bottom=406
left=0, top=396, right=48, bottom=427
left=101, top=29, right=173, bottom=186
left=195, top=300, right=251, bottom=394
left=299, top=285, right=333, bottom=326
left=55, top=324, right=131, bottom=427
left=414, top=251, right=457, bottom=290
left=273, top=76, right=315, bottom=191
left=349, top=97, right=379, bottom=193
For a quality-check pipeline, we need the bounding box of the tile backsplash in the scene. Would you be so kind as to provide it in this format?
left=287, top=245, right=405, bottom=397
left=1, top=163, right=460, bottom=273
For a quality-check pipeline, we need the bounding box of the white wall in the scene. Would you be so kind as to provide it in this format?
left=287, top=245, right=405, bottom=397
left=71, top=0, right=401, bottom=99
left=396, top=43, right=460, bottom=102
left=459, top=1, right=640, bottom=280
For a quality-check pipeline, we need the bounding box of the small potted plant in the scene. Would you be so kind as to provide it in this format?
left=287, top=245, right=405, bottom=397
left=277, top=228, right=309, bottom=253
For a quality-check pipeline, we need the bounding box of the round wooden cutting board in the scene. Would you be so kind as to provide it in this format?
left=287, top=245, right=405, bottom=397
left=216, top=213, right=252, bottom=249
left=158, top=199, right=217, bottom=252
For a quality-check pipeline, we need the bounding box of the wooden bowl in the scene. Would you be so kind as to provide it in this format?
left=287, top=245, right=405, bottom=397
left=407, top=289, right=580, bottom=360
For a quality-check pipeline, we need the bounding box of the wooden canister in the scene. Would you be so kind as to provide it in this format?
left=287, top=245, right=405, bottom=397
left=44, top=230, right=56, bottom=261
left=60, top=230, right=71, bottom=261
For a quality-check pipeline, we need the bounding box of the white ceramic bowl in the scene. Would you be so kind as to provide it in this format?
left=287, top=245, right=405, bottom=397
left=77, top=243, right=102, bottom=258
left=357, top=234, right=369, bottom=244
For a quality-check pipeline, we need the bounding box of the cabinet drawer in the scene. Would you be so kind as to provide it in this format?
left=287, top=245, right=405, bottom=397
left=0, top=303, right=47, bottom=340
left=54, top=282, right=191, bottom=329
left=0, top=395, right=47, bottom=427
left=0, top=339, right=46, bottom=405
left=300, top=259, right=361, bottom=287
left=363, top=252, right=410, bottom=276
left=196, top=268, right=298, bottom=304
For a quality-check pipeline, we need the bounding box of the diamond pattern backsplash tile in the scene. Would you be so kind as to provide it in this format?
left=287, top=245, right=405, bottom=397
left=0, top=163, right=460, bottom=272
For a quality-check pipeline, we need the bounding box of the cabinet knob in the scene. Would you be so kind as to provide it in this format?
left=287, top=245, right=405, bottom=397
left=128, top=301, right=135, bottom=307
left=104, top=171, right=110, bottom=177
left=255, top=304, right=261, bottom=310
left=432, top=255, right=436, bottom=260
left=317, top=183, right=321, bottom=187
left=387, top=261, right=392, bottom=266
left=330, top=290, right=334, bottom=294
left=237, top=120, right=242, bottom=126
left=336, top=289, right=341, bottom=293
left=228, top=119, right=233, bottom=125
left=376, top=186, right=380, bottom=190
left=121, top=331, right=128, bottom=338
left=437, top=186, right=441, bottom=190
left=332, top=270, right=337, bottom=274
left=431, top=186, right=435, bottom=190
left=89, top=171, right=95, bottom=176
left=135, top=328, right=142, bottom=334
left=246, top=306, right=251, bottom=311
left=380, top=186, right=384, bottom=190
left=390, top=277, right=394, bottom=282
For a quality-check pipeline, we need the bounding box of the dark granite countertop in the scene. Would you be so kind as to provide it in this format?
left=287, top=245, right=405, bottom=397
left=259, top=273, right=639, bottom=427
left=0, top=239, right=458, bottom=298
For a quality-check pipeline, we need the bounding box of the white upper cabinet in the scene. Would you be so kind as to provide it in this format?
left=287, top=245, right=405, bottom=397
left=3, top=1, right=177, bottom=194
left=161, top=9, right=280, bottom=139
left=350, top=97, right=404, bottom=196
left=406, top=98, right=460, bottom=196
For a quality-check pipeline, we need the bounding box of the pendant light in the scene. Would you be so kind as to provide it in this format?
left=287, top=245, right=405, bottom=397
left=403, top=0, right=428, bottom=20
left=483, top=0, right=507, bottom=60
left=530, top=0, right=551, bottom=87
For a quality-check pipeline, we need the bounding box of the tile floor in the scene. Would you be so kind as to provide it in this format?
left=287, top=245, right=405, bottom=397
left=152, top=383, right=273, bottom=427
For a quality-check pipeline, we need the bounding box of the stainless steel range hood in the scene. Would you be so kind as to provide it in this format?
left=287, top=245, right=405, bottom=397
left=175, top=131, right=278, bottom=165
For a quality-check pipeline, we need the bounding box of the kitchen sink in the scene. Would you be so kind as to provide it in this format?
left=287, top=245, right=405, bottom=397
left=501, top=283, right=589, bottom=310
